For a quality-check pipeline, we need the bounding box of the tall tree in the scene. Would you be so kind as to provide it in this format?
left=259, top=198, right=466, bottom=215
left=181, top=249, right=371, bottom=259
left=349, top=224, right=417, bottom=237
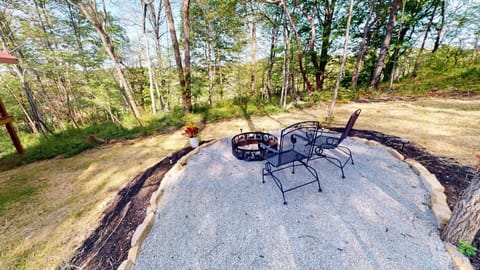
left=296, top=0, right=321, bottom=91
left=351, top=0, right=377, bottom=90
left=164, top=0, right=191, bottom=113
left=67, top=0, right=142, bottom=122
left=0, top=9, right=49, bottom=135
left=141, top=0, right=157, bottom=115
left=281, top=0, right=314, bottom=92
left=328, top=0, right=354, bottom=119
left=246, top=0, right=258, bottom=96
left=316, top=0, right=336, bottom=91
left=386, top=0, right=407, bottom=91
left=182, top=0, right=192, bottom=113
left=432, top=0, right=445, bottom=53
left=263, top=4, right=281, bottom=99
left=146, top=0, right=167, bottom=111
left=280, top=7, right=291, bottom=108
left=369, top=0, right=401, bottom=88
left=190, top=0, right=246, bottom=105
left=412, top=0, right=439, bottom=77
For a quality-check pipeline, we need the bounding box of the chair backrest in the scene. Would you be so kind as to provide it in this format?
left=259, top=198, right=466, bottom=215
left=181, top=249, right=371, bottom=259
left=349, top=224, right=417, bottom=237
left=278, top=121, right=319, bottom=163
left=338, top=109, right=361, bottom=143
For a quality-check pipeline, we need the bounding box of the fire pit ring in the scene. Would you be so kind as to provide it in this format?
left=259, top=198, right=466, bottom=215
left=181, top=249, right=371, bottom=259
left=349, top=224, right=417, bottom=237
left=231, top=132, right=278, bottom=161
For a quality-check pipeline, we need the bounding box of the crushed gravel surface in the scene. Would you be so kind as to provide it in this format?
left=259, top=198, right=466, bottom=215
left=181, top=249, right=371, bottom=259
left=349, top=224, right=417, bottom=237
left=131, top=137, right=452, bottom=270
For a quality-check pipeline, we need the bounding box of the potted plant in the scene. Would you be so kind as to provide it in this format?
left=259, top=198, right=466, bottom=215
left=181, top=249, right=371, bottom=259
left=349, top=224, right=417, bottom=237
left=183, top=122, right=200, bottom=148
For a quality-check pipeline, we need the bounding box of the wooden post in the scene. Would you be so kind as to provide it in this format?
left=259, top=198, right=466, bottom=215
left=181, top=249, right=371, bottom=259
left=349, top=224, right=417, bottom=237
left=0, top=97, right=24, bottom=155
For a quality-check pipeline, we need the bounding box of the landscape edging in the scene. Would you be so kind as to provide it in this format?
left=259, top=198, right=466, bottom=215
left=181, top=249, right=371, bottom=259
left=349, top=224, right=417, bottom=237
left=358, top=138, right=473, bottom=270
left=117, top=139, right=218, bottom=270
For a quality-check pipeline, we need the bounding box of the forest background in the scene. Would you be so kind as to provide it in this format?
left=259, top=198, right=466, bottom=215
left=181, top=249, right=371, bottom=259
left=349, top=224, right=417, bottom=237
left=1, top=0, right=480, bottom=269
left=1, top=0, right=479, bottom=163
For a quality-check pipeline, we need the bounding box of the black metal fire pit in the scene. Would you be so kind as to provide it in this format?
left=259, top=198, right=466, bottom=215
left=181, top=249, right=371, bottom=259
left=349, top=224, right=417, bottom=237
left=231, top=132, right=278, bottom=161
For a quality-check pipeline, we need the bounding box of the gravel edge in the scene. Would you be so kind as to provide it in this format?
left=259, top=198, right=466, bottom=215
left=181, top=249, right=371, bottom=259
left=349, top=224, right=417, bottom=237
left=354, top=137, right=474, bottom=270
left=117, top=140, right=218, bottom=270
left=117, top=137, right=473, bottom=270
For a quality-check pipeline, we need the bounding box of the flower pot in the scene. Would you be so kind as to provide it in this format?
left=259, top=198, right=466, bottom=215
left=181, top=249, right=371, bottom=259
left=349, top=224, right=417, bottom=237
left=189, top=137, right=200, bottom=148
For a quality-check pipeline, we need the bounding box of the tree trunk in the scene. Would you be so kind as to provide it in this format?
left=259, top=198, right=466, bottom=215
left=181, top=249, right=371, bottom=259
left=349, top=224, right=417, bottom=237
left=182, top=0, right=192, bottom=114
left=164, top=0, right=191, bottom=114
left=412, top=1, right=438, bottom=78
left=66, top=1, right=89, bottom=74
left=432, top=0, right=445, bottom=53
left=316, top=0, right=336, bottom=92
left=70, top=0, right=142, bottom=122
left=328, top=0, right=353, bottom=119
left=217, top=50, right=224, bottom=99
left=147, top=1, right=167, bottom=111
left=387, top=0, right=408, bottom=91
left=249, top=0, right=257, bottom=96
left=370, top=0, right=401, bottom=89
left=264, top=7, right=281, bottom=99
left=281, top=0, right=313, bottom=92
left=0, top=16, right=49, bottom=135
left=141, top=0, right=157, bottom=115
left=195, top=0, right=215, bottom=106
left=280, top=13, right=291, bottom=108
left=5, top=85, right=38, bottom=133
left=11, top=65, right=49, bottom=135
left=296, top=1, right=320, bottom=91
left=442, top=169, right=480, bottom=244
left=351, top=0, right=376, bottom=90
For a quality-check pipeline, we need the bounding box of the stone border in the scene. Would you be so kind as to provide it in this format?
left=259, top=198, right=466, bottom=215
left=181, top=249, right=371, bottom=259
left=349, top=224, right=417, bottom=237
left=117, top=140, right=218, bottom=270
left=119, top=137, right=474, bottom=270
left=352, top=137, right=474, bottom=270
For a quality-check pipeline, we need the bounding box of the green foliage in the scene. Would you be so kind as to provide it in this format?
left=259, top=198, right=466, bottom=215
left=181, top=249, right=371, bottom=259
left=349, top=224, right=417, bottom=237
left=368, top=44, right=480, bottom=96
left=457, top=239, right=478, bottom=257
left=190, top=97, right=284, bottom=123
left=0, top=110, right=185, bottom=170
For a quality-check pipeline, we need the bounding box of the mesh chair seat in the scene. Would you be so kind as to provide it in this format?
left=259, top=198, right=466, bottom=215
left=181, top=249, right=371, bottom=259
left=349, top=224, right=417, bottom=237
left=264, top=150, right=308, bottom=167
left=262, top=121, right=321, bottom=205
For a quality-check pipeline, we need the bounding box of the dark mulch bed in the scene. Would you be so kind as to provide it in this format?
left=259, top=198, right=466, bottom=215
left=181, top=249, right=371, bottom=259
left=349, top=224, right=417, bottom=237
left=64, top=146, right=195, bottom=270
left=65, top=131, right=479, bottom=270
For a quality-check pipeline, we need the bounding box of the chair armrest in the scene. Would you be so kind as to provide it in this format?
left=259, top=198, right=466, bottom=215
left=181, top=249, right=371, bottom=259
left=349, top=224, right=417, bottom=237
left=259, top=142, right=278, bottom=153
left=314, top=132, right=341, bottom=147
left=320, top=130, right=341, bottom=136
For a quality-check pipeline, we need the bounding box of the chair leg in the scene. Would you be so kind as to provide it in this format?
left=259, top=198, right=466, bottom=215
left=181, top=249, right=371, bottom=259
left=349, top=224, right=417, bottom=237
left=263, top=160, right=321, bottom=205
left=271, top=173, right=288, bottom=205
left=304, top=162, right=322, bottom=192
left=340, top=166, right=345, bottom=178
left=262, top=162, right=272, bottom=183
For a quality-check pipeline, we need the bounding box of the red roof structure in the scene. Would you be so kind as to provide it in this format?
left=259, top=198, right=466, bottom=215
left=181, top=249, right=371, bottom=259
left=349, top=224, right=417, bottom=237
left=0, top=51, right=18, bottom=64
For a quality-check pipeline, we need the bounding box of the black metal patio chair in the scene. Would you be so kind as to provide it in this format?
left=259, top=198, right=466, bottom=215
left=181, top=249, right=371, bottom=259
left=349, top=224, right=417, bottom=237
left=311, top=109, right=361, bottom=178
left=261, top=121, right=321, bottom=205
